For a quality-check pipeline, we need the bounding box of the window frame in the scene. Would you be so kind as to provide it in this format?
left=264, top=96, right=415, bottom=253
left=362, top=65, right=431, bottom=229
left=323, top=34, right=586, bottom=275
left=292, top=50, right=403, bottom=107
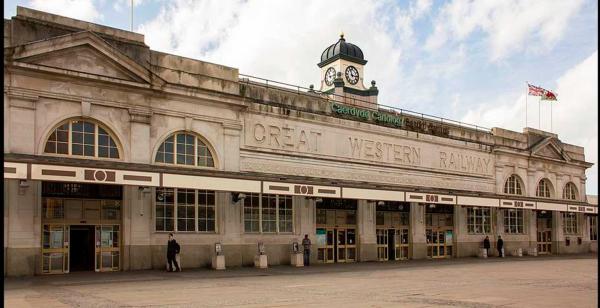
left=563, top=182, right=578, bottom=201
left=590, top=216, right=598, bottom=241
left=536, top=179, right=552, bottom=198
left=43, top=119, right=121, bottom=160
left=466, top=207, right=492, bottom=234
left=154, top=132, right=216, bottom=169
left=562, top=212, right=579, bottom=235
left=154, top=187, right=217, bottom=233
left=503, top=174, right=524, bottom=196
left=243, top=193, right=294, bottom=234
left=503, top=209, right=525, bottom=234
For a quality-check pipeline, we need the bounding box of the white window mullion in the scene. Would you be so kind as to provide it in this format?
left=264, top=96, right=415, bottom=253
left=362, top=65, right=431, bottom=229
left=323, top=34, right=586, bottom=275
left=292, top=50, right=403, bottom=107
left=258, top=193, right=263, bottom=234
left=275, top=195, right=280, bottom=234
left=194, top=137, right=198, bottom=167
left=94, top=123, right=99, bottom=158
left=174, top=189, right=178, bottom=232
left=68, top=122, right=72, bottom=155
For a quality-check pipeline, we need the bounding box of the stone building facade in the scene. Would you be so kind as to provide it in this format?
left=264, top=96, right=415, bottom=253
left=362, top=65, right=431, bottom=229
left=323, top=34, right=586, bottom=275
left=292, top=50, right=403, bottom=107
left=3, top=7, right=597, bottom=276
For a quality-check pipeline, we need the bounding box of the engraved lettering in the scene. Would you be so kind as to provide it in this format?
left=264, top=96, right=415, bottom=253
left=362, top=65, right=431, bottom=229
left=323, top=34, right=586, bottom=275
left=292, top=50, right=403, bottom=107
left=254, top=123, right=266, bottom=142
left=269, top=125, right=281, bottom=146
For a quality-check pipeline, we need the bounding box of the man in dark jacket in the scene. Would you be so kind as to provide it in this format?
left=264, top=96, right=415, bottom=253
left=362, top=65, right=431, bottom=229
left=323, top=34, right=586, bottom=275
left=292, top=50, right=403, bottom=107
left=497, top=235, right=504, bottom=257
left=167, top=233, right=180, bottom=272
left=302, top=234, right=312, bottom=266
left=483, top=236, right=491, bottom=257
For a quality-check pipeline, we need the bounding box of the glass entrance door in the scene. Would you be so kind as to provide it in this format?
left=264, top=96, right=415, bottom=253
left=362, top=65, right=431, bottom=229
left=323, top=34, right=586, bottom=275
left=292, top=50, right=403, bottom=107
left=95, top=225, right=120, bottom=272
left=42, top=224, right=70, bottom=274
left=537, top=218, right=552, bottom=254
left=317, top=228, right=335, bottom=263
left=334, top=228, right=356, bottom=263
left=376, top=229, right=389, bottom=261
left=427, top=228, right=453, bottom=258
left=395, top=228, right=409, bottom=260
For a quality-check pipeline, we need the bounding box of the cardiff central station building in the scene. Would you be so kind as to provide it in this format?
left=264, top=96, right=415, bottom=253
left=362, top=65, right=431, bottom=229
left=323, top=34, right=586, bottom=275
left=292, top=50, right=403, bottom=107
left=3, top=7, right=598, bottom=276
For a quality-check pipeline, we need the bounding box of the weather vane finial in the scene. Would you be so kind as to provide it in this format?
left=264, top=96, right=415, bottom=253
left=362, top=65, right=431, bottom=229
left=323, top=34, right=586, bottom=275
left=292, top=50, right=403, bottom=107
left=340, top=31, right=344, bottom=39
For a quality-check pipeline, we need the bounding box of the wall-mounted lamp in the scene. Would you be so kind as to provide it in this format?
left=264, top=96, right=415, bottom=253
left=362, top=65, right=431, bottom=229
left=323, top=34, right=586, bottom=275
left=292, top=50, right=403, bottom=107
left=315, top=198, right=323, bottom=203
left=232, top=192, right=247, bottom=204
left=377, top=201, right=385, bottom=206
left=18, top=180, right=29, bottom=195
left=429, top=204, right=436, bottom=209
left=19, top=180, right=29, bottom=188
left=541, top=210, right=547, bottom=214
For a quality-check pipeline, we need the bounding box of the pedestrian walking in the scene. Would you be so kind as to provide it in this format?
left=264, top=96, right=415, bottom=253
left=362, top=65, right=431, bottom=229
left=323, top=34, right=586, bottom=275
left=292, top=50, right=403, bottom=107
left=497, top=235, right=504, bottom=258
left=483, top=236, right=490, bottom=257
left=167, top=233, right=181, bottom=272
left=302, top=234, right=312, bottom=266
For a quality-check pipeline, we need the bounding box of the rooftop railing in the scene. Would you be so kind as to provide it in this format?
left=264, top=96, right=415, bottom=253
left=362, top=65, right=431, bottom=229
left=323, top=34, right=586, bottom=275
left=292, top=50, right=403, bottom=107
left=239, top=73, right=492, bottom=134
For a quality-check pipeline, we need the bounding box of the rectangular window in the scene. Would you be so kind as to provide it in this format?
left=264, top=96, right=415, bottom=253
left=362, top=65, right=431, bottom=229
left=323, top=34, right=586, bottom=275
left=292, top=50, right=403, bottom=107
left=467, top=207, right=491, bottom=234
left=278, top=195, right=293, bottom=233
left=244, top=193, right=293, bottom=234
left=562, top=212, right=579, bottom=235
left=244, top=193, right=260, bottom=233
left=197, top=190, right=216, bottom=232
left=503, top=209, right=524, bottom=234
left=155, top=188, right=216, bottom=232
left=176, top=189, right=195, bottom=232
left=590, top=216, right=598, bottom=241
left=155, top=188, right=175, bottom=231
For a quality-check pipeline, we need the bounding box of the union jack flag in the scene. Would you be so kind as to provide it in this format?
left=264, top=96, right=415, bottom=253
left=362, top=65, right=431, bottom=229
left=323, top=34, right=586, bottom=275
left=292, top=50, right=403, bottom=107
left=528, top=83, right=545, bottom=96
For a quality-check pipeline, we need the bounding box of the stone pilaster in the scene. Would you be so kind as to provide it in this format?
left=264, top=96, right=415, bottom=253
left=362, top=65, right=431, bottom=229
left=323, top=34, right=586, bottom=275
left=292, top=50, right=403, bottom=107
left=410, top=202, right=426, bottom=259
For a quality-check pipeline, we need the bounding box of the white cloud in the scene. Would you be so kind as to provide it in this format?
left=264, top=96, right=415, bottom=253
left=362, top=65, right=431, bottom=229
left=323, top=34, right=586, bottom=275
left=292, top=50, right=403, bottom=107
left=425, top=0, right=585, bottom=61
left=138, top=0, right=409, bottom=104
left=462, top=51, right=598, bottom=195
left=28, top=0, right=103, bottom=22
left=113, top=0, right=148, bottom=13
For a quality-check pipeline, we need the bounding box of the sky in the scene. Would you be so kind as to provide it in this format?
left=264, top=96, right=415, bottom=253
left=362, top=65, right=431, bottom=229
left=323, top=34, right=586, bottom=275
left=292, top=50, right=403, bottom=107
left=4, top=0, right=598, bottom=195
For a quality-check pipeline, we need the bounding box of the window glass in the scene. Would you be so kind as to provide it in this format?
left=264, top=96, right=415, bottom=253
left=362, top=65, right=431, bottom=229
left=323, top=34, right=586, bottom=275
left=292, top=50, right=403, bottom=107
left=155, top=133, right=215, bottom=167
left=504, top=175, right=523, bottom=195
left=243, top=193, right=294, bottom=234
left=278, top=195, right=293, bottom=233
left=563, top=183, right=578, bottom=200
left=244, top=193, right=260, bottom=233
left=503, top=209, right=524, bottom=234
left=176, top=189, right=195, bottom=231
left=562, top=212, right=579, bottom=235
left=590, top=216, right=598, bottom=241
left=536, top=179, right=551, bottom=198
left=156, top=188, right=175, bottom=231
left=198, top=190, right=216, bottom=232
left=44, top=120, right=119, bottom=158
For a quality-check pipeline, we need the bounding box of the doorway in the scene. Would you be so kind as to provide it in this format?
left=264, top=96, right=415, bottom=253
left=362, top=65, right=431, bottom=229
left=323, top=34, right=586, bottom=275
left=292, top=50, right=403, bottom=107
left=425, top=204, right=454, bottom=259
left=70, top=225, right=95, bottom=271
left=316, top=198, right=358, bottom=263
left=537, top=211, right=552, bottom=254
left=376, top=202, right=410, bottom=261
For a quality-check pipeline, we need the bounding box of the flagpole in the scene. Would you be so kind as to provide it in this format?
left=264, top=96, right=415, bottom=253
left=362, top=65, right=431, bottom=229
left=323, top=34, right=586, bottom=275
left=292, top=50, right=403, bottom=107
left=525, top=82, right=528, bottom=128
left=131, top=0, right=133, bottom=31
left=538, top=96, right=541, bottom=129
left=551, top=100, right=553, bottom=132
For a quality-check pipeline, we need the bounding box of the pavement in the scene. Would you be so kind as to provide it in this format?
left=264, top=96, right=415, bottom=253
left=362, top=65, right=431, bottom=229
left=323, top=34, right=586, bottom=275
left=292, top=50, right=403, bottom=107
left=4, top=254, right=598, bottom=307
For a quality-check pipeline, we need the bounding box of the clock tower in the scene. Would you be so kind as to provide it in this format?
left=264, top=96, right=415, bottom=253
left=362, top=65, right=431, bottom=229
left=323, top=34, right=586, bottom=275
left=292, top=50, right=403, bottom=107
left=318, top=33, right=378, bottom=106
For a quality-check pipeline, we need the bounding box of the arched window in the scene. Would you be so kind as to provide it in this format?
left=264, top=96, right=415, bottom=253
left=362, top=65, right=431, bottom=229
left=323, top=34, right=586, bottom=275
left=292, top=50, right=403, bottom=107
left=155, top=132, right=215, bottom=167
left=563, top=182, right=578, bottom=200
left=536, top=179, right=553, bottom=198
left=44, top=119, right=120, bottom=159
left=503, top=174, right=523, bottom=195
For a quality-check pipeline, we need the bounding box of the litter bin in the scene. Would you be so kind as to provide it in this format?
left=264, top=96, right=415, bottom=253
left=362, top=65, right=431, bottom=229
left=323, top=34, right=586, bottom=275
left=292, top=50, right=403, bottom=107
left=479, top=248, right=488, bottom=258
left=529, top=247, right=538, bottom=256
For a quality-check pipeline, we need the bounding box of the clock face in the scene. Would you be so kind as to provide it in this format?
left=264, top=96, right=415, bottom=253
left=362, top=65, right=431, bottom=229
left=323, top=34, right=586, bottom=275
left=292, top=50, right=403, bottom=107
left=324, top=67, right=336, bottom=86
left=345, top=66, right=359, bottom=85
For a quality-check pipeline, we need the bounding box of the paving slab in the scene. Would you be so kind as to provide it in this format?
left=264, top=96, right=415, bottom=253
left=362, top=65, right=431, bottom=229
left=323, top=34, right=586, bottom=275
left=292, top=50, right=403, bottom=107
left=4, top=254, right=597, bottom=307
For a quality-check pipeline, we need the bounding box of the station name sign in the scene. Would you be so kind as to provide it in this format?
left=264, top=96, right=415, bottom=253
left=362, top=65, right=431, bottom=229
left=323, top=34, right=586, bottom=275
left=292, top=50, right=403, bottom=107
left=331, top=103, right=450, bottom=137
